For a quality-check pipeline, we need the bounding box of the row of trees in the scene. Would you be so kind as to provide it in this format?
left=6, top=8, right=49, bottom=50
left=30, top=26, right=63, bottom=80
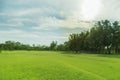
left=66, top=20, right=120, bottom=54
left=0, top=41, right=51, bottom=51
left=0, top=20, right=120, bottom=54
left=0, top=40, right=65, bottom=51
left=0, top=40, right=67, bottom=51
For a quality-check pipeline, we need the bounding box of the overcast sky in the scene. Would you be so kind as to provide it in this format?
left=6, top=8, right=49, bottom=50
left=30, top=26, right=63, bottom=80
left=0, top=0, right=120, bottom=45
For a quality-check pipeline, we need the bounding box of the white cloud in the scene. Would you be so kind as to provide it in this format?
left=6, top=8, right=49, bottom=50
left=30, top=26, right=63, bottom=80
left=0, top=29, right=39, bottom=38
left=0, top=8, right=42, bottom=17
left=1, top=0, right=120, bottom=45
left=0, top=30, right=23, bottom=34
left=32, top=16, right=93, bottom=31
left=0, top=22, right=23, bottom=27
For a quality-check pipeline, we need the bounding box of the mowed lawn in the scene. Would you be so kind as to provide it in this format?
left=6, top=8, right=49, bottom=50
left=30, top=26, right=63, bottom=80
left=0, top=51, right=120, bottom=80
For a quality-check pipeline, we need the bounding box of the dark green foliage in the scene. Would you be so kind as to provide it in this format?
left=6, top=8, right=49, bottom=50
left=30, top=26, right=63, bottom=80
left=50, top=41, right=57, bottom=50
left=0, top=41, right=50, bottom=51
left=66, top=20, right=120, bottom=54
left=0, top=41, right=32, bottom=50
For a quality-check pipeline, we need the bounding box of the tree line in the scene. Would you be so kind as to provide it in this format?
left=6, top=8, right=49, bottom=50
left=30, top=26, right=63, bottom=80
left=65, top=20, right=120, bottom=54
left=0, top=41, right=59, bottom=51
left=0, top=41, right=48, bottom=51
left=0, top=20, right=120, bottom=54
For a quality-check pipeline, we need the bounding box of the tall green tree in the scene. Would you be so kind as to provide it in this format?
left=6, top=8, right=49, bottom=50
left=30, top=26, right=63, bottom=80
left=50, top=41, right=57, bottom=50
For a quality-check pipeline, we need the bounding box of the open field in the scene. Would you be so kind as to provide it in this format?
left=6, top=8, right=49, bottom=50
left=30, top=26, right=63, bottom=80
left=0, top=51, right=120, bottom=80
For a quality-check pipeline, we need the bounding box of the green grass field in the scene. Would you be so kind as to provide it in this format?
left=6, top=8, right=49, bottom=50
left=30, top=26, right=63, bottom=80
left=0, top=51, right=120, bottom=80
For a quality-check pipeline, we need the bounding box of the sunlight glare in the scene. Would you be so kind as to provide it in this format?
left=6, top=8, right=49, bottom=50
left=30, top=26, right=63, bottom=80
left=81, top=0, right=102, bottom=20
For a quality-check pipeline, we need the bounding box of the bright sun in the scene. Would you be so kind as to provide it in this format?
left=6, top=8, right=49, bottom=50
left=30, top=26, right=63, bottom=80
left=81, top=0, right=102, bottom=20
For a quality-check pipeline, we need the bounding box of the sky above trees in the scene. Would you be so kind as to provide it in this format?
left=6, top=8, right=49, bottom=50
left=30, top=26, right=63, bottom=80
left=0, top=0, right=120, bottom=45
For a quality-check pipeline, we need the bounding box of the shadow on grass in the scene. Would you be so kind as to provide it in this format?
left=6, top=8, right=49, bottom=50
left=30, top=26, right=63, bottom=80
left=59, top=51, right=84, bottom=55
left=60, top=51, right=120, bottom=59
left=96, top=53, right=120, bottom=59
